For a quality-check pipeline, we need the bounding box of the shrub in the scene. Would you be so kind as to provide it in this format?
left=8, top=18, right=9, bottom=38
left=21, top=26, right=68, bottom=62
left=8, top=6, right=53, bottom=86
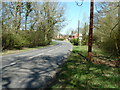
left=13, top=34, right=27, bottom=49
left=2, top=30, right=54, bottom=50
left=70, top=39, right=73, bottom=43
left=2, top=31, right=27, bottom=50
left=70, top=38, right=80, bottom=46
left=81, top=35, right=88, bottom=45
left=101, top=38, right=116, bottom=53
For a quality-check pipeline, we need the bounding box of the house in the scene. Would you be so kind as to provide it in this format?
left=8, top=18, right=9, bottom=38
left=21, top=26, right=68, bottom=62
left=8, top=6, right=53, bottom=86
left=69, top=33, right=82, bottom=40
left=55, top=34, right=64, bottom=39
left=54, top=33, right=82, bottom=41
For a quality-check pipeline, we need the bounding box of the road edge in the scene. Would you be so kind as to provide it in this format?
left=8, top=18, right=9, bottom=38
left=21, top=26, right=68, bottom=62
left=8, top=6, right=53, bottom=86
left=43, top=42, right=73, bottom=89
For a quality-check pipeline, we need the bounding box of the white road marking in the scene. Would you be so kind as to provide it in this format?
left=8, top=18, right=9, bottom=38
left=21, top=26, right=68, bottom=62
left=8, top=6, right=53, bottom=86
left=55, top=45, right=62, bottom=49
left=28, top=53, right=44, bottom=59
left=47, top=49, right=54, bottom=52
left=47, top=45, right=63, bottom=52
left=13, top=44, right=64, bottom=58
left=18, top=46, right=59, bottom=57
left=18, top=49, right=46, bottom=57
left=2, top=43, right=71, bottom=70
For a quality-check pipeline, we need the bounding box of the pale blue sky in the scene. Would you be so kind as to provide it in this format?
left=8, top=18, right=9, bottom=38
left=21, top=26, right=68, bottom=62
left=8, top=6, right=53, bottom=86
left=60, top=2, right=96, bottom=35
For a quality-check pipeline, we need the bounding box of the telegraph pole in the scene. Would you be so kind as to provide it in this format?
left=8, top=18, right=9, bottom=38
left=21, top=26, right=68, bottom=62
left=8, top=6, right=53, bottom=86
left=88, top=0, right=94, bottom=61
left=78, top=20, right=80, bottom=39
left=118, top=1, right=120, bottom=57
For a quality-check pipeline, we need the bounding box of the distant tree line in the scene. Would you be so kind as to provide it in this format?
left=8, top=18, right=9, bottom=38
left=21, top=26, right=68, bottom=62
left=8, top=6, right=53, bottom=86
left=2, top=2, right=65, bottom=50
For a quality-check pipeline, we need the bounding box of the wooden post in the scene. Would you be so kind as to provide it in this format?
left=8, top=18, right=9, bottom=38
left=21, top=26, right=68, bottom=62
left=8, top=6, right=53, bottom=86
left=88, top=0, right=94, bottom=61
left=118, top=1, right=120, bottom=57
left=78, top=20, right=80, bottom=39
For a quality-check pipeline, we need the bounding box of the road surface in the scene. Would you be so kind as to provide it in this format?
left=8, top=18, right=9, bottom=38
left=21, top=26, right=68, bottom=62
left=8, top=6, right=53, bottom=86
left=1, top=41, right=72, bottom=89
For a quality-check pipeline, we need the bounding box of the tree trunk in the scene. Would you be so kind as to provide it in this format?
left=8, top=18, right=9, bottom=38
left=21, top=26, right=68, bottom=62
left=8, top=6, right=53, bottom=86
left=25, top=15, right=27, bottom=30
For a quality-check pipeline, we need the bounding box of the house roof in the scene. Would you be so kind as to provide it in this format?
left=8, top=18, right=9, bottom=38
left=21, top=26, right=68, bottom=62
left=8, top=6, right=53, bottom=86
left=72, top=33, right=82, bottom=37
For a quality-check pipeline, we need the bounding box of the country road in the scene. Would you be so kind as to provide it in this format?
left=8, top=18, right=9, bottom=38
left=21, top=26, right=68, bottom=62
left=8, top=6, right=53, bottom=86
left=1, top=41, right=72, bottom=89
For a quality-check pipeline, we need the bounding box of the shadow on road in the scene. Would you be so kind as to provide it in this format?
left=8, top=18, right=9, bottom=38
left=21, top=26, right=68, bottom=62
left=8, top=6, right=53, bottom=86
left=2, top=52, right=70, bottom=89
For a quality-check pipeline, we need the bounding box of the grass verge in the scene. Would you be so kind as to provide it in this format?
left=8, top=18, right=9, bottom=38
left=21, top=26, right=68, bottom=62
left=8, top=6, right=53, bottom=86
left=49, top=45, right=120, bottom=89
left=2, top=41, right=57, bottom=56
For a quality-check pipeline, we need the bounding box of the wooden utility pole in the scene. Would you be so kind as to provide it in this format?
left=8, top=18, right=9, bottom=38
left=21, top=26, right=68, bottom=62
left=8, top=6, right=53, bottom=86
left=118, top=1, right=120, bottom=57
left=118, top=1, right=120, bottom=27
left=78, top=20, right=80, bottom=39
left=88, top=0, right=94, bottom=61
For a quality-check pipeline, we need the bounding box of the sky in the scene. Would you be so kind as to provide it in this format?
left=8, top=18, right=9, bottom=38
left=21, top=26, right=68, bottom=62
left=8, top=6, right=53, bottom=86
left=60, top=1, right=93, bottom=35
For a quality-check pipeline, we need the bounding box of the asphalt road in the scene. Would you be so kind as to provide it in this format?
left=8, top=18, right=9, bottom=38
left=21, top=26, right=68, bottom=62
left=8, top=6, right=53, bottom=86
left=1, top=41, right=72, bottom=89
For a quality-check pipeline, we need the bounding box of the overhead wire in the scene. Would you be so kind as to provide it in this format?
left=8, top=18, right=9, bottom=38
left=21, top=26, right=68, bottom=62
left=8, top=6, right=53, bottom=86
left=75, top=0, right=84, bottom=27
left=75, top=0, right=84, bottom=7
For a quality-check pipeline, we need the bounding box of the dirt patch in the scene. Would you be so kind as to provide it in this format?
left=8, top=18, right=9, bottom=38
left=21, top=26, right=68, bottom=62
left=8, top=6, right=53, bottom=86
left=92, top=57, right=120, bottom=68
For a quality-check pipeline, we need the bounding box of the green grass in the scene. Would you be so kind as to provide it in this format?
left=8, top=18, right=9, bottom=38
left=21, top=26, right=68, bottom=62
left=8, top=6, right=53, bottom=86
left=2, top=41, right=57, bottom=56
left=74, top=45, right=110, bottom=56
left=50, top=45, right=120, bottom=89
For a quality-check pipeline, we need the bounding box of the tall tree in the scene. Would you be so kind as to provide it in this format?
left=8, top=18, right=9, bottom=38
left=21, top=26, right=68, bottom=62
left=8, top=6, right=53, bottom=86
left=25, top=2, right=32, bottom=30
left=94, top=2, right=119, bottom=55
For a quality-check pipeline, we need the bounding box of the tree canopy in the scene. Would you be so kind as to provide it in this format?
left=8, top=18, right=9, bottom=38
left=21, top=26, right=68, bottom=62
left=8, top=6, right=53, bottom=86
left=2, top=2, right=66, bottom=50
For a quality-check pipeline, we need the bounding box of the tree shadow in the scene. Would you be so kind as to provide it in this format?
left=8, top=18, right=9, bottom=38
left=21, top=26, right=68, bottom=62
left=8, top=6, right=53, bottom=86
left=49, top=51, right=120, bottom=89
left=2, top=77, right=11, bottom=90
left=2, top=52, right=70, bottom=89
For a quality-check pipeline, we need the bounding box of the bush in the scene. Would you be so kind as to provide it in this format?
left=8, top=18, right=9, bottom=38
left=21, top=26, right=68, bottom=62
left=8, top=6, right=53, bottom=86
left=101, top=38, right=116, bottom=53
left=2, top=30, right=53, bottom=50
left=81, top=40, right=87, bottom=45
left=2, top=31, right=27, bottom=50
left=14, top=34, right=27, bottom=49
left=70, top=38, right=80, bottom=46
left=70, top=39, right=73, bottom=43
left=81, top=35, right=88, bottom=45
left=93, top=36, right=117, bottom=55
